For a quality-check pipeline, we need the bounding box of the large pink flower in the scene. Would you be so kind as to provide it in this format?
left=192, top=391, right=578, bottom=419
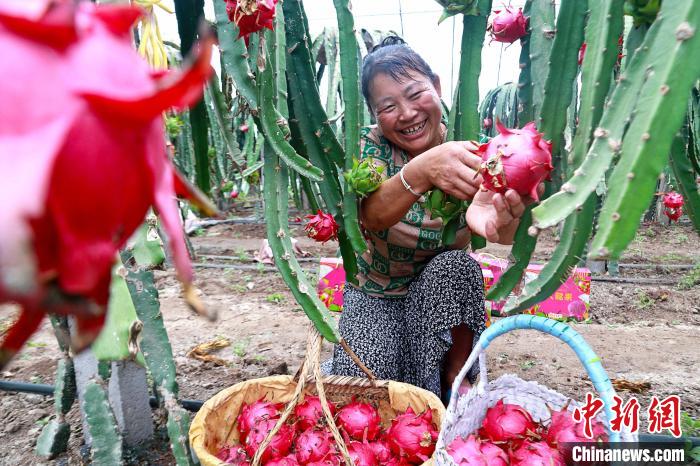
left=0, top=0, right=216, bottom=367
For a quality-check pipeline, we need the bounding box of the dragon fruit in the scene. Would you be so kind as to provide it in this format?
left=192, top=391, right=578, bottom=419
left=386, top=407, right=439, bottom=463
left=216, top=445, right=249, bottom=465
left=481, top=399, right=538, bottom=443
left=384, top=457, right=413, bottom=466
left=306, top=453, right=343, bottom=466
left=367, top=437, right=393, bottom=463
left=477, top=121, right=553, bottom=201
left=488, top=6, right=528, bottom=43
left=346, top=441, right=379, bottom=466
left=446, top=435, right=508, bottom=466
left=237, top=398, right=283, bottom=442
left=545, top=405, right=607, bottom=462
left=0, top=0, right=215, bottom=368
left=663, top=192, right=685, bottom=222
left=225, top=0, right=278, bottom=44
left=266, top=455, right=300, bottom=466
left=295, top=428, right=336, bottom=464
left=336, top=399, right=382, bottom=441
left=294, top=396, right=337, bottom=431
left=510, top=440, right=566, bottom=466
left=344, top=157, right=385, bottom=197
left=304, top=210, right=339, bottom=243
left=243, top=418, right=294, bottom=463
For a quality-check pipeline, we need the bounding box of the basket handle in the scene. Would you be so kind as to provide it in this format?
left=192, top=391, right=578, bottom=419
left=252, top=325, right=354, bottom=466
left=448, top=315, right=621, bottom=442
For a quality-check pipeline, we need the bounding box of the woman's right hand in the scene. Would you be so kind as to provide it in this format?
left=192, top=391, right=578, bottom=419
left=417, top=141, right=484, bottom=200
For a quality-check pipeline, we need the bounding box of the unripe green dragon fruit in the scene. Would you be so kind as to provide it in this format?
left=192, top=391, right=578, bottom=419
left=344, top=157, right=385, bottom=197
left=425, top=189, right=467, bottom=245
left=624, top=0, right=661, bottom=27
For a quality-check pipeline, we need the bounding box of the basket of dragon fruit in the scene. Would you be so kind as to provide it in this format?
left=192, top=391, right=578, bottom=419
left=434, top=315, right=637, bottom=466
left=190, top=324, right=446, bottom=466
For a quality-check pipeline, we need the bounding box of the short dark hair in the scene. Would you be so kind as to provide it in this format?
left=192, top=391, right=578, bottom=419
left=361, top=36, right=437, bottom=111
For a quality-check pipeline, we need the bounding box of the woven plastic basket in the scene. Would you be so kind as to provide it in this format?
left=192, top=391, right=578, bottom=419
left=190, top=325, right=445, bottom=466
left=435, top=315, right=637, bottom=465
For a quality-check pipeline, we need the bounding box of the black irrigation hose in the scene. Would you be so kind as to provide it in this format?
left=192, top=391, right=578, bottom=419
left=0, top=380, right=203, bottom=412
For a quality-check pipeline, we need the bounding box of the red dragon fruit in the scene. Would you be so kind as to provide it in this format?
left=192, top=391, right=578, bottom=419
left=446, top=435, right=509, bottom=466
left=216, top=445, right=249, bottom=465
left=0, top=0, right=216, bottom=369
left=346, top=441, right=379, bottom=466
left=225, top=0, right=278, bottom=44
left=336, top=399, right=382, bottom=441
left=266, top=454, right=300, bottom=466
left=243, top=418, right=294, bottom=463
left=386, top=407, right=439, bottom=463
left=545, top=405, right=607, bottom=462
left=237, top=398, right=284, bottom=442
left=367, top=437, right=393, bottom=463
left=663, top=192, right=684, bottom=222
left=304, top=210, right=339, bottom=243
left=510, top=440, right=566, bottom=466
left=488, top=6, right=528, bottom=43
left=294, top=396, right=337, bottom=431
left=477, top=121, right=553, bottom=201
left=384, top=457, right=413, bottom=466
left=481, top=399, right=538, bottom=443
left=306, top=453, right=343, bottom=466
left=295, top=428, right=336, bottom=464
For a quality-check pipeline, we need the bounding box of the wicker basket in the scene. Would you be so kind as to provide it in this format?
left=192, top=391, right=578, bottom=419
left=435, top=315, right=638, bottom=466
left=190, top=325, right=445, bottom=465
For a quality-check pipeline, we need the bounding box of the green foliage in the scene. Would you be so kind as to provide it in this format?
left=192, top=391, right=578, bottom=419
left=677, top=264, right=700, bottom=290
left=83, top=380, right=123, bottom=465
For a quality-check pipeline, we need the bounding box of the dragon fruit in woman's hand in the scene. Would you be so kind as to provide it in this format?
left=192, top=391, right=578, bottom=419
left=477, top=121, right=553, bottom=202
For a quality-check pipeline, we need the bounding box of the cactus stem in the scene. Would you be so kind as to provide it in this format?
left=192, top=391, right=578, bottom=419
left=277, top=229, right=285, bottom=238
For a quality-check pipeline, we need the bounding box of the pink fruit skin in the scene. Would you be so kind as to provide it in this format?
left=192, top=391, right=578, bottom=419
left=216, top=445, right=249, bottom=465
left=545, top=406, right=608, bottom=462
left=663, top=192, right=684, bottom=209
left=346, top=441, right=378, bottom=466
left=304, top=210, right=339, bottom=243
left=237, top=398, right=283, bottom=442
left=510, top=440, right=566, bottom=466
left=266, top=454, right=300, bottom=466
left=478, top=121, right=553, bottom=201
left=243, top=418, right=294, bottom=463
left=488, top=6, right=528, bottom=43
left=481, top=399, right=538, bottom=443
left=225, top=0, right=278, bottom=44
left=294, top=396, right=337, bottom=431
left=295, top=428, right=335, bottom=464
left=446, top=435, right=508, bottom=466
left=386, top=407, right=439, bottom=464
left=367, top=438, right=393, bottom=463
left=336, top=400, right=382, bottom=441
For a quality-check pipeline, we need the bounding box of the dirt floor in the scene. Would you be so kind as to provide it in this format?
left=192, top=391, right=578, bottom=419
left=0, top=214, right=699, bottom=465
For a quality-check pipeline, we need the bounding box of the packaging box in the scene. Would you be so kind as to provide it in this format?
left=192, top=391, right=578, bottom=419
left=520, top=264, right=591, bottom=321
left=317, top=257, right=345, bottom=312
left=470, top=252, right=509, bottom=313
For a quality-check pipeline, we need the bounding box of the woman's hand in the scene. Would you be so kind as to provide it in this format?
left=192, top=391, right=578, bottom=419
left=465, top=185, right=544, bottom=244
left=410, top=141, right=483, bottom=201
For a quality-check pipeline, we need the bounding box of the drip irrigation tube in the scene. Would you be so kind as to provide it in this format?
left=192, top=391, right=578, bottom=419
left=0, top=379, right=203, bottom=412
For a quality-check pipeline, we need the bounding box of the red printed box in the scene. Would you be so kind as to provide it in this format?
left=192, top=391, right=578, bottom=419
left=317, top=258, right=345, bottom=312
left=470, top=253, right=510, bottom=314
left=520, top=264, right=591, bottom=321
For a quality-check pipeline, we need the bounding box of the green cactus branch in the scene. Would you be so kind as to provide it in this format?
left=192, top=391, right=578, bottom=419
left=590, top=1, right=700, bottom=259
left=263, top=142, right=340, bottom=342
left=526, top=0, right=556, bottom=122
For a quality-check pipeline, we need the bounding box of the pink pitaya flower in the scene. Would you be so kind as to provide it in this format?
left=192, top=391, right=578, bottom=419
left=477, top=120, right=553, bottom=201
left=225, top=0, right=278, bottom=45
left=304, top=210, right=339, bottom=243
left=0, top=0, right=216, bottom=368
left=488, top=6, right=528, bottom=44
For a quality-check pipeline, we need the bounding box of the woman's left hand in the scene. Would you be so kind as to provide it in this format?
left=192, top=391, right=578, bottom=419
left=465, top=184, right=544, bottom=244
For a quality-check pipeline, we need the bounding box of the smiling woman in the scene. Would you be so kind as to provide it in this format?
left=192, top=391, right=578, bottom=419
left=329, top=36, right=535, bottom=403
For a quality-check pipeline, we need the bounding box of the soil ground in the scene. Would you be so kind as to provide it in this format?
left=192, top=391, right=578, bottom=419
left=1, top=213, right=699, bottom=465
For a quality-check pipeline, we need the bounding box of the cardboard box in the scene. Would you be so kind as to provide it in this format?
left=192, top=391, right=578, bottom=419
left=317, top=258, right=344, bottom=312
left=521, top=264, right=591, bottom=321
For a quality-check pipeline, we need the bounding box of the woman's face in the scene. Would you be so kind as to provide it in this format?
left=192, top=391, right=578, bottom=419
left=369, top=70, right=443, bottom=158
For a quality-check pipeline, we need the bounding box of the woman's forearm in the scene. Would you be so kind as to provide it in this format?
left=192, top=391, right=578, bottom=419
left=360, top=158, right=432, bottom=231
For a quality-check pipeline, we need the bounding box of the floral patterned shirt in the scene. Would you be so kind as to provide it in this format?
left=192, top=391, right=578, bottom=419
left=353, top=126, right=469, bottom=297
